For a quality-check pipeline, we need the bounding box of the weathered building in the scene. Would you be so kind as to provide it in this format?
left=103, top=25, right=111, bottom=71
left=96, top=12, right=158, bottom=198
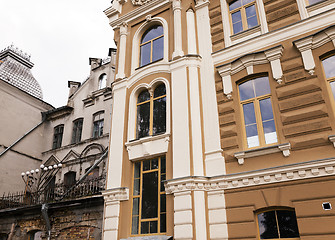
left=102, top=0, right=335, bottom=239
left=0, top=46, right=116, bottom=239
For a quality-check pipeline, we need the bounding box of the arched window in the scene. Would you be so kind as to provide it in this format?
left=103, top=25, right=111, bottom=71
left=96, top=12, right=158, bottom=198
left=321, top=54, right=335, bottom=101
left=140, top=25, right=164, bottom=67
left=238, top=76, right=277, bottom=148
left=98, top=73, right=107, bottom=89
left=137, top=84, right=166, bottom=138
left=257, top=208, right=300, bottom=239
left=229, top=0, right=258, bottom=34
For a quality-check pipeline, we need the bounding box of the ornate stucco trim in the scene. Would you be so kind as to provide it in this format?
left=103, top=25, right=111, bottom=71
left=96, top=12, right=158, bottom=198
left=216, top=45, right=284, bottom=98
left=102, top=187, right=129, bottom=203
left=293, top=24, right=335, bottom=75
left=165, top=158, right=335, bottom=193
left=234, top=143, right=291, bottom=165
left=329, top=135, right=335, bottom=147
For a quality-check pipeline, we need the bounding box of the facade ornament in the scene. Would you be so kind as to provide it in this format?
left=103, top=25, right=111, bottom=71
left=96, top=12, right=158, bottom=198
left=131, top=0, right=152, bottom=6
left=119, top=22, right=128, bottom=36
left=146, top=14, right=152, bottom=22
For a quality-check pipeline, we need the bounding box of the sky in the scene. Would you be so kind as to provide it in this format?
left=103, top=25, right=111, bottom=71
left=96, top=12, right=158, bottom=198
left=0, top=0, right=115, bottom=107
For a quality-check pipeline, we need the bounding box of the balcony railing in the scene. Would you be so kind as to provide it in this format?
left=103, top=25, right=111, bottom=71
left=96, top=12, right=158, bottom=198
left=0, top=176, right=105, bottom=210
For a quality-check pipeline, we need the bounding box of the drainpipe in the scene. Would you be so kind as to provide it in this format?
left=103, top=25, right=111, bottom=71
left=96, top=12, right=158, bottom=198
left=0, top=120, right=45, bottom=158
left=41, top=203, right=51, bottom=240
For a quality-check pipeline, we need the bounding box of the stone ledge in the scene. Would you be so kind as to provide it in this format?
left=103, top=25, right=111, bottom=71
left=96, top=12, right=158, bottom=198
left=121, top=236, right=173, bottom=240
left=234, top=143, right=291, bottom=165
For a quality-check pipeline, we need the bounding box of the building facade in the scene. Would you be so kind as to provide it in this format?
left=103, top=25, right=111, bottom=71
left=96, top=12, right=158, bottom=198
left=0, top=47, right=116, bottom=239
left=103, top=0, right=335, bottom=239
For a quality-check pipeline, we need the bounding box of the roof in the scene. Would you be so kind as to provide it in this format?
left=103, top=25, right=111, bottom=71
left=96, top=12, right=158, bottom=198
left=0, top=45, right=43, bottom=99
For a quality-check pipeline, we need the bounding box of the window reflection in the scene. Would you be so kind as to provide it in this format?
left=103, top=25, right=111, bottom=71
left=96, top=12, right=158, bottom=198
left=140, top=25, right=164, bottom=67
left=322, top=55, right=335, bottom=102
left=229, top=0, right=258, bottom=34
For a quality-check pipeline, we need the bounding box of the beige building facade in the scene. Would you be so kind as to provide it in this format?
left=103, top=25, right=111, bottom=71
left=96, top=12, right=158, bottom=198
left=103, top=0, right=335, bottom=239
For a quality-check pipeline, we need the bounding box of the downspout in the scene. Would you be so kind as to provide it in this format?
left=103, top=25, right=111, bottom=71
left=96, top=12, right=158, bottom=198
left=41, top=203, right=51, bottom=240
left=0, top=120, right=45, bottom=157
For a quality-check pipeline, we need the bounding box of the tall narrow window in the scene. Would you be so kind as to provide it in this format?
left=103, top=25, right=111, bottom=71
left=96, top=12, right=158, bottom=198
left=239, top=76, right=277, bottom=148
left=137, top=84, right=166, bottom=139
left=72, top=118, right=83, bottom=144
left=131, top=156, right=166, bottom=235
left=140, top=25, right=164, bottom=67
left=93, top=111, right=104, bottom=138
left=229, top=0, right=258, bottom=34
left=257, top=209, right=300, bottom=239
left=98, top=73, right=107, bottom=89
left=322, top=55, right=335, bottom=101
left=52, top=124, right=64, bottom=149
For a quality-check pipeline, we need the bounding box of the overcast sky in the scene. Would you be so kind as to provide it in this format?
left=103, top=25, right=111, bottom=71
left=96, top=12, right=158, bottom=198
left=0, top=0, right=115, bottom=107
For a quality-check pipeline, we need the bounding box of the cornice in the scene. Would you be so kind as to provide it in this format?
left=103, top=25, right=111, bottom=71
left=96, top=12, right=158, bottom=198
left=165, top=158, right=335, bottom=193
left=102, top=187, right=129, bottom=202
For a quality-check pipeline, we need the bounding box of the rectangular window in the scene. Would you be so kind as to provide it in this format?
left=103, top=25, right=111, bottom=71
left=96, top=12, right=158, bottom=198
left=131, top=156, right=166, bottom=235
left=72, top=118, right=83, bottom=144
left=52, top=124, right=64, bottom=149
left=229, top=0, right=258, bottom=34
left=239, top=76, right=277, bottom=148
left=322, top=55, right=335, bottom=101
left=93, top=112, right=104, bottom=138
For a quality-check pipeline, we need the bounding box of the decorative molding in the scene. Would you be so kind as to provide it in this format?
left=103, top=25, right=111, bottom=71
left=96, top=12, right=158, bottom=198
left=125, top=133, right=170, bottom=161
left=165, top=158, right=335, bottom=193
left=329, top=135, right=335, bottom=147
left=234, top=143, right=291, bottom=165
left=307, top=0, right=335, bottom=17
left=102, top=187, right=129, bottom=203
left=216, top=45, right=284, bottom=98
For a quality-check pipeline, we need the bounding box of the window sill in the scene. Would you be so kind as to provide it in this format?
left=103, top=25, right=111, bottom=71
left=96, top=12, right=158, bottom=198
left=230, top=25, right=261, bottom=45
left=125, top=133, right=170, bottom=161
left=234, top=143, right=291, bottom=165
left=121, top=236, right=173, bottom=240
left=82, top=87, right=112, bottom=107
left=306, top=0, right=335, bottom=17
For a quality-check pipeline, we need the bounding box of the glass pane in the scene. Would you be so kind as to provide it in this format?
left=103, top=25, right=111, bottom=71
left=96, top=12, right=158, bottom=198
left=161, top=174, right=166, bottom=192
left=141, top=171, right=158, bottom=219
left=137, top=102, right=150, bottom=138
left=131, top=216, right=139, bottom=234
left=153, top=97, right=166, bottom=135
left=258, top=211, right=279, bottom=239
left=132, top=198, right=139, bottom=215
left=330, top=81, right=335, bottom=100
left=245, top=4, right=256, bottom=17
left=254, top=77, right=271, bottom=97
left=161, top=194, right=166, bottom=212
left=277, top=210, right=300, bottom=238
left=141, top=25, right=164, bottom=43
left=239, top=80, right=255, bottom=101
left=308, top=0, right=323, bottom=4
left=141, top=221, right=149, bottom=234
left=229, top=0, right=242, bottom=11
left=140, top=43, right=151, bottom=67
left=153, top=37, right=164, bottom=62
left=150, top=221, right=158, bottom=233
left=134, top=162, right=141, bottom=178
left=138, top=90, right=150, bottom=103
left=259, top=98, right=274, bottom=121
left=246, top=124, right=259, bottom=148
left=243, top=102, right=256, bottom=125
left=152, top=158, right=159, bottom=169
left=242, top=0, right=254, bottom=4
left=154, top=84, right=166, bottom=98
left=322, top=55, right=335, bottom=79
left=161, top=156, right=166, bottom=174
left=263, top=121, right=277, bottom=144
left=231, top=10, right=242, bottom=24
left=247, top=15, right=258, bottom=29
left=143, top=159, right=150, bottom=171
left=233, top=22, right=243, bottom=34
left=160, top=213, right=166, bottom=233
left=133, top=179, right=140, bottom=195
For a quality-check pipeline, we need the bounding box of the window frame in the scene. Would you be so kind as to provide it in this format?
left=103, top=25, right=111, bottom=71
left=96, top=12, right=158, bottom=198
left=92, top=111, right=104, bottom=138
left=130, top=156, right=166, bottom=236
left=71, top=118, right=83, bottom=144
left=321, top=53, right=335, bottom=108
left=228, top=0, right=259, bottom=35
left=238, top=76, right=278, bottom=149
left=52, top=124, right=64, bottom=149
left=136, top=84, right=166, bottom=139
left=256, top=208, right=300, bottom=240
left=98, top=73, right=107, bottom=90
left=139, top=25, right=164, bottom=68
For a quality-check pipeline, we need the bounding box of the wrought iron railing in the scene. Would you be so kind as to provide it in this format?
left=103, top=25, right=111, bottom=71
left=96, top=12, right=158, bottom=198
left=0, top=176, right=105, bottom=210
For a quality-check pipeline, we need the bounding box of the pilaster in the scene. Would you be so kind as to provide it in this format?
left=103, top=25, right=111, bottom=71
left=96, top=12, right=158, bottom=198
left=171, top=0, right=184, bottom=59
left=115, top=22, right=128, bottom=80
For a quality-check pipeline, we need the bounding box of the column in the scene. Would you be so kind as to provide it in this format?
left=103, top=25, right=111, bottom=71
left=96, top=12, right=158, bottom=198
left=208, top=191, right=228, bottom=240
left=172, top=0, right=184, bottom=59
left=115, top=22, right=128, bottom=80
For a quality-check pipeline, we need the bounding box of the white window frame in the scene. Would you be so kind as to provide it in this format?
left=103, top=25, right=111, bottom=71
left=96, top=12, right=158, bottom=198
left=131, top=17, right=169, bottom=75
